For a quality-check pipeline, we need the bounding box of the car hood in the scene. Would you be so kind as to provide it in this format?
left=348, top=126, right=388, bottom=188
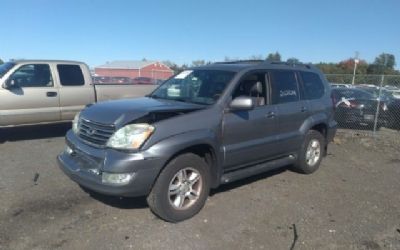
left=81, top=97, right=205, bottom=127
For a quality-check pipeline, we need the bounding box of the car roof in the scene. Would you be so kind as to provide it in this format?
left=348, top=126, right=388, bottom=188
left=191, top=61, right=320, bottom=73
left=332, top=87, right=372, bottom=94
left=9, top=59, right=86, bottom=65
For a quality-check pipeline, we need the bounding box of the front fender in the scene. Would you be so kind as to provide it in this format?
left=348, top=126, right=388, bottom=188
left=144, top=129, right=223, bottom=187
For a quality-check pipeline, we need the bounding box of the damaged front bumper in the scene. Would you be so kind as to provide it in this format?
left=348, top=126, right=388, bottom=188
left=57, top=130, right=165, bottom=197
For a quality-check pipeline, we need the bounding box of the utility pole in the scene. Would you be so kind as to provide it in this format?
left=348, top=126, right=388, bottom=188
left=351, top=51, right=359, bottom=85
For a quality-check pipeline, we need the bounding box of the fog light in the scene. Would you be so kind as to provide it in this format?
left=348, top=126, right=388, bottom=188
left=102, top=172, right=134, bottom=185
left=65, top=145, right=74, bottom=155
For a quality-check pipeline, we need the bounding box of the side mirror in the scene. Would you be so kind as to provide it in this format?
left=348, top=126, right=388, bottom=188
left=229, top=96, right=254, bottom=111
left=4, top=78, right=17, bottom=89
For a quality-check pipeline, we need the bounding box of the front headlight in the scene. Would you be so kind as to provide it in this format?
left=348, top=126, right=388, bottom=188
left=106, top=123, right=154, bottom=150
left=72, top=112, right=81, bottom=134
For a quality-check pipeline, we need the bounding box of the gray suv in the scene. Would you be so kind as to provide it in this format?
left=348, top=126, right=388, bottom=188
left=58, top=61, right=337, bottom=222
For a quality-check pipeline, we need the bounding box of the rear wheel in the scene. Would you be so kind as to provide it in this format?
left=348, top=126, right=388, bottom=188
left=147, top=153, right=210, bottom=222
left=292, top=130, right=325, bottom=174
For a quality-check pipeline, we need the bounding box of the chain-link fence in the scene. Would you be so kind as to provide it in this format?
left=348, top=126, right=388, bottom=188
left=326, top=74, right=400, bottom=136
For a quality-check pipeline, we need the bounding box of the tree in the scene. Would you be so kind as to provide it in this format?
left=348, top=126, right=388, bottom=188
left=338, top=58, right=368, bottom=74
left=373, top=53, right=396, bottom=69
left=286, top=57, right=300, bottom=64
left=224, top=56, right=240, bottom=62
left=162, top=60, right=181, bottom=74
left=266, top=52, right=281, bottom=62
left=248, top=55, right=264, bottom=60
left=191, top=60, right=206, bottom=67
left=367, top=53, right=397, bottom=75
left=0, top=58, right=3, bottom=64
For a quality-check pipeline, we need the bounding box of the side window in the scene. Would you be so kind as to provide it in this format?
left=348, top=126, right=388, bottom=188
left=9, top=64, right=53, bottom=87
left=57, top=64, right=85, bottom=86
left=270, top=70, right=299, bottom=104
left=301, top=72, right=325, bottom=100
left=232, top=72, right=267, bottom=106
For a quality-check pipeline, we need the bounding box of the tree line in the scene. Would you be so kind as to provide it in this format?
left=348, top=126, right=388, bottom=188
left=2, top=52, right=398, bottom=76
left=162, top=52, right=399, bottom=76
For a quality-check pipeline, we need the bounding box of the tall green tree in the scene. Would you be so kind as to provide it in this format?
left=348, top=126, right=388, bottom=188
left=286, top=57, right=300, bottom=64
left=266, top=52, right=281, bottom=62
left=368, top=53, right=397, bottom=74
left=374, top=53, right=396, bottom=69
left=0, top=58, right=3, bottom=64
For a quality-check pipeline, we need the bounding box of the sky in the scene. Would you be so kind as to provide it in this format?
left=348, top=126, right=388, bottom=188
left=1, top=0, right=399, bottom=68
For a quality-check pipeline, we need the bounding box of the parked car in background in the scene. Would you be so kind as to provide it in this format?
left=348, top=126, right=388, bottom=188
left=331, top=88, right=389, bottom=129
left=384, top=85, right=400, bottom=99
left=110, top=76, right=131, bottom=84
left=354, top=86, right=400, bottom=129
left=0, top=60, right=156, bottom=127
left=58, top=60, right=337, bottom=222
left=93, top=76, right=112, bottom=84
left=355, top=85, right=395, bottom=103
left=132, top=77, right=155, bottom=85
left=154, top=79, right=165, bottom=85
left=330, top=83, right=352, bottom=89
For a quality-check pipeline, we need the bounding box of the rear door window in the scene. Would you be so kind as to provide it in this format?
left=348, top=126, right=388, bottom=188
left=270, top=70, right=299, bottom=104
left=300, top=72, right=325, bottom=100
left=57, top=64, right=85, bottom=86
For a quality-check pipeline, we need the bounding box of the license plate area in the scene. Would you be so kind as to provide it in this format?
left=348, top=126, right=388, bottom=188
left=364, top=114, right=375, bottom=121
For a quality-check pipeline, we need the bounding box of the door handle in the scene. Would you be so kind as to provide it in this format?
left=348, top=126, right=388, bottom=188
left=46, top=91, right=57, bottom=97
left=301, top=106, right=308, bottom=112
left=266, top=111, right=276, bottom=118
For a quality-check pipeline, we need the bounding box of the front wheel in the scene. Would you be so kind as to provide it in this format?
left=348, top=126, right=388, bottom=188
left=292, top=130, right=325, bottom=174
left=147, top=153, right=210, bottom=222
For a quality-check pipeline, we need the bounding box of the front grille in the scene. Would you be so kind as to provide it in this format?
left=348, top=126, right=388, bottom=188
left=78, top=118, right=115, bottom=147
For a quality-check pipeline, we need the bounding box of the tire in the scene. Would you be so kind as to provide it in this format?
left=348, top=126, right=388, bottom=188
left=292, top=130, right=326, bottom=174
left=147, top=153, right=210, bottom=222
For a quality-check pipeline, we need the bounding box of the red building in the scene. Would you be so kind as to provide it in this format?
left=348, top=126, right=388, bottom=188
left=94, top=60, right=174, bottom=80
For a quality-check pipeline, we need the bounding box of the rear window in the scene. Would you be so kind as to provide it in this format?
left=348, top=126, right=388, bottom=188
left=301, top=72, right=325, bottom=100
left=57, top=64, right=85, bottom=86
left=332, top=89, right=373, bottom=100
left=270, top=70, right=299, bottom=104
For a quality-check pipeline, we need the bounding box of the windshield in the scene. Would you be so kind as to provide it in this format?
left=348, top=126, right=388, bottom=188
left=149, top=70, right=236, bottom=105
left=0, top=62, right=15, bottom=78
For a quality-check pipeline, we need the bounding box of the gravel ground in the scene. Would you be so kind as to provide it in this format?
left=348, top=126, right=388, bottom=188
left=0, top=125, right=399, bottom=250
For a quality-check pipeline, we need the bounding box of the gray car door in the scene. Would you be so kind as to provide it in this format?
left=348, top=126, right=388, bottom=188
left=222, top=71, right=279, bottom=171
left=269, top=70, right=309, bottom=154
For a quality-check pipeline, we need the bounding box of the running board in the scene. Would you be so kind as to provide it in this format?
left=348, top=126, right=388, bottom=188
left=220, top=155, right=296, bottom=184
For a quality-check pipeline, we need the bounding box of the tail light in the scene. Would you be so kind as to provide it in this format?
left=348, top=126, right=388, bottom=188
left=380, top=102, right=388, bottom=111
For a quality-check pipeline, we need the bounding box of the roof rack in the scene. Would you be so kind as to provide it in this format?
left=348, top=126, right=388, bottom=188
left=213, top=60, right=264, bottom=64
left=268, top=61, right=312, bottom=69
left=213, top=60, right=312, bottom=69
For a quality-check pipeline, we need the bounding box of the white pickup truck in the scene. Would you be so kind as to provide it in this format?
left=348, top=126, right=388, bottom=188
left=0, top=60, right=157, bottom=127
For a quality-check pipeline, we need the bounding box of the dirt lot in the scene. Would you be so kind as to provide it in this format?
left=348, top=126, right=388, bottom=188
left=0, top=125, right=399, bottom=250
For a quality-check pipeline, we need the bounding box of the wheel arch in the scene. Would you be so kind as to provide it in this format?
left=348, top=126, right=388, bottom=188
left=148, top=130, right=222, bottom=189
